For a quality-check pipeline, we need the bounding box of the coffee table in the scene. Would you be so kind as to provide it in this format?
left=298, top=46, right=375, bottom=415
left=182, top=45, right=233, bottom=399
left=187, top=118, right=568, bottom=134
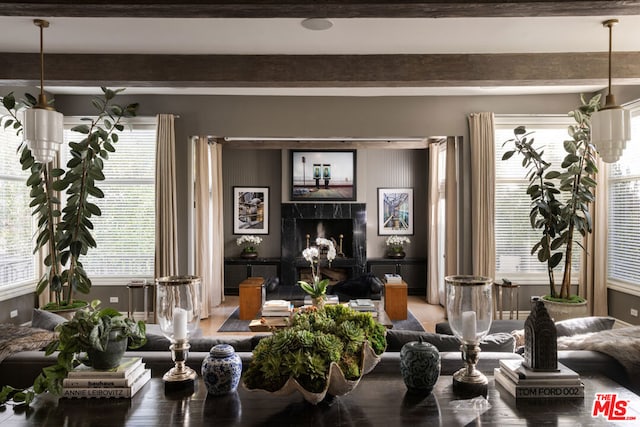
left=249, top=301, right=393, bottom=332
left=3, top=371, right=637, bottom=426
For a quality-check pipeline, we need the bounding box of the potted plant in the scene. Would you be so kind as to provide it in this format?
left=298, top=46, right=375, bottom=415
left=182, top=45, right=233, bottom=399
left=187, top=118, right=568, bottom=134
left=236, top=235, right=263, bottom=258
left=502, top=94, right=601, bottom=319
left=297, top=237, right=336, bottom=307
left=385, top=235, right=410, bottom=259
left=0, top=88, right=139, bottom=314
left=243, top=304, right=386, bottom=404
left=0, top=299, right=147, bottom=406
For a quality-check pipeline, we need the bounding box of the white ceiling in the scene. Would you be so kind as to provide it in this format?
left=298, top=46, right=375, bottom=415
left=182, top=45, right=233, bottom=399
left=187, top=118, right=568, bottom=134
left=3, top=15, right=640, bottom=96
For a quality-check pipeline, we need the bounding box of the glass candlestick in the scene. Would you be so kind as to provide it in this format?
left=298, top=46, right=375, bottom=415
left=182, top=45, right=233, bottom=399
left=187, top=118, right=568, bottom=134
left=156, top=275, right=202, bottom=390
left=445, top=275, right=493, bottom=397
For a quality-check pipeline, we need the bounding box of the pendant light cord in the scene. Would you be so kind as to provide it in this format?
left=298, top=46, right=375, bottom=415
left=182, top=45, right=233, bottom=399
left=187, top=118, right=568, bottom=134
left=33, top=19, right=50, bottom=109
left=608, top=21, right=613, bottom=96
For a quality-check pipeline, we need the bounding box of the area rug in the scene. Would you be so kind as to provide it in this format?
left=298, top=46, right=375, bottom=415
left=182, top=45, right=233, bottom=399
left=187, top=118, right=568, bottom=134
left=217, top=308, right=425, bottom=333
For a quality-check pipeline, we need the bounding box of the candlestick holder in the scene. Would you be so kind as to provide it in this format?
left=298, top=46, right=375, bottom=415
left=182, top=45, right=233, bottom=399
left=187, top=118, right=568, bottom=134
left=156, top=275, right=202, bottom=391
left=445, top=275, right=493, bottom=397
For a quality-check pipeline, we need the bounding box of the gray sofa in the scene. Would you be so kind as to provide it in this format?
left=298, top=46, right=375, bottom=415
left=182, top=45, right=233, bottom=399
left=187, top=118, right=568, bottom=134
left=0, top=312, right=634, bottom=394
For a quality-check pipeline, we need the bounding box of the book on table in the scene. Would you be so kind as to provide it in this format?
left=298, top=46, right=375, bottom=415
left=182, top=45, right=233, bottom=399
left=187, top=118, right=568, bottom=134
left=348, top=299, right=377, bottom=312
left=262, top=300, right=293, bottom=316
left=62, top=356, right=151, bottom=399
left=495, top=359, right=584, bottom=399
left=384, top=274, right=402, bottom=284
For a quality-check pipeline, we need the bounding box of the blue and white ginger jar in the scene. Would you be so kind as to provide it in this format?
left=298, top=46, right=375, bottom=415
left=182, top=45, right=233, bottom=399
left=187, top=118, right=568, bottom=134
left=201, top=344, right=242, bottom=396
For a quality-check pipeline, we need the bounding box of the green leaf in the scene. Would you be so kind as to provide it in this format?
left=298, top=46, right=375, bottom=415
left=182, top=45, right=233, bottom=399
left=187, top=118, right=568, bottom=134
left=549, top=252, right=563, bottom=269
left=71, top=124, right=90, bottom=134
left=85, top=202, right=101, bottom=216
left=544, top=171, right=561, bottom=180
left=501, top=150, right=515, bottom=161
left=2, top=92, right=16, bottom=110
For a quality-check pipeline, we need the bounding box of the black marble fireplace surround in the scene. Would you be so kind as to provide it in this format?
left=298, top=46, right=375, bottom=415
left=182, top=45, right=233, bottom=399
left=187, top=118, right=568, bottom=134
left=281, top=203, right=367, bottom=286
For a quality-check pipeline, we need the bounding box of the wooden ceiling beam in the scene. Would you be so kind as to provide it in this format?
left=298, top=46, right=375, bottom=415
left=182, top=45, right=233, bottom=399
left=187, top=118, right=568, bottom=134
left=1, top=1, right=640, bottom=18
left=3, top=52, right=640, bottom=88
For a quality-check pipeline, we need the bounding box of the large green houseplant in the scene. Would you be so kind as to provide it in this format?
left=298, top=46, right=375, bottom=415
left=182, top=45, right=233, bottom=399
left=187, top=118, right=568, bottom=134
left=502, top=94, right=601, bottom=303
left=0, top=299, right=146, bottom=406
left=1, top=88, right=139, bottom=310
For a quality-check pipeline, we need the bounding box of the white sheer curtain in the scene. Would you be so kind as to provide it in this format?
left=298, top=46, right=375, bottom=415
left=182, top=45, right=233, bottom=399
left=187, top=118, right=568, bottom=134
left=154, top=114, right=180, bottom=278
left=581, top=159, right=608, bottom=316
left=468, top=112, right=496, bottom=280
left=194, top=137, right=224, bottom=317
left=427, top=138, right=458, bottom=306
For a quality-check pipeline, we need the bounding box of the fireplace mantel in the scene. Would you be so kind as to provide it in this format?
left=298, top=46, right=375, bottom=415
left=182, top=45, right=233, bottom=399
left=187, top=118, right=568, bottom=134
left=280, top=203, right=366, bottom=285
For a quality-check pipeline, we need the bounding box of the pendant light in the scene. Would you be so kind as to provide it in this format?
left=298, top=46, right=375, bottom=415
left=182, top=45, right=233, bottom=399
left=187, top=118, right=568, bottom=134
left=590, top=19, right=631, bottom=164
left=22, top=19, right=64, bottom=164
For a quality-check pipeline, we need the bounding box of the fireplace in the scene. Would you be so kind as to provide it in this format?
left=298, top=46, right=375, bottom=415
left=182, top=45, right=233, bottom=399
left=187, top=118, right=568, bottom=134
left=281, top=203, right=366, bottom=286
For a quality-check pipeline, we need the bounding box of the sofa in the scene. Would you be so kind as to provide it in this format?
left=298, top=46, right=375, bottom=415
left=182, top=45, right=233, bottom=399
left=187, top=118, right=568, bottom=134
left=0, top=311, right=635, bottom=395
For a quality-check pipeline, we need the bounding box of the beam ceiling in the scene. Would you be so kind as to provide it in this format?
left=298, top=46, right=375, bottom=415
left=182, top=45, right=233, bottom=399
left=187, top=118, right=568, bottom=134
left=1, top=1, right=640, bottom=18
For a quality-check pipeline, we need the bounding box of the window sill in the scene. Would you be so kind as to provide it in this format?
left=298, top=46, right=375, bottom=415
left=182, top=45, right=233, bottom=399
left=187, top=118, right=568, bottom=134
left=0, top=281, right=36, bottom=301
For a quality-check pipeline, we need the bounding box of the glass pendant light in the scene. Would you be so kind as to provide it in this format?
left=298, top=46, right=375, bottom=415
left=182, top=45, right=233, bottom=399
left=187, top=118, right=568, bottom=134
left=590, top=19, right=631, bottom=164
left=22, top=19, right=64, bottom=164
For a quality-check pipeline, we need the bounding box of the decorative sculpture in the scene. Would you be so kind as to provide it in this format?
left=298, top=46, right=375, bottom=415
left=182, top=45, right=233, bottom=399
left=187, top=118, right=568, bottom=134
left=523, top=297, right=558, bottom=371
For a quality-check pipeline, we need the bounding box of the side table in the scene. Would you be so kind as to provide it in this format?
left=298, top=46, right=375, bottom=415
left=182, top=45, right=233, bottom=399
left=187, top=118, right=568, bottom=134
left=126, top=280, right=152, bottom=321
left=384, top=280, right=408, bottom=320
left=239, top=277, right=265, bottom=320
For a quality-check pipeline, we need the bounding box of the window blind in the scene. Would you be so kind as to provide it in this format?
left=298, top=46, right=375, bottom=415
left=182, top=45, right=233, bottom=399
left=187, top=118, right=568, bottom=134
left=62, top=121, right=156, bottom=278
left=494, top=119, right=580, bottom=278
left=0, top=126, right=37, bottom=289
left=608, top=113, right=640, bottom=285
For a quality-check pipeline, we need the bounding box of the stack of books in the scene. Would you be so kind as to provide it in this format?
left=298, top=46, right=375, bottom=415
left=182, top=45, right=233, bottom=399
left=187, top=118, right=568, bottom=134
left=348, top=299, right=378, bottom=317
left=384, top=274, right=402, bottom=284
left=261, top=300, right=293, bottom=317
left=62, top=356, right=151, bottom=399
left=494, top=359, right=584, bottom=399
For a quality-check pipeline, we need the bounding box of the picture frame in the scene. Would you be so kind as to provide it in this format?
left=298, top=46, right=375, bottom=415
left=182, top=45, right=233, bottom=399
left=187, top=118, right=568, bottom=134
left=378, top=188, right=413, bottom=235
left=290, top=150, right=356, bottom=201
left=233, top=187, right=269, bottom=234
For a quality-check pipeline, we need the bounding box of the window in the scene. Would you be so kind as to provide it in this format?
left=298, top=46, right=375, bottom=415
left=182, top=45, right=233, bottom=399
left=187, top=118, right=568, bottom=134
left=608, top=108, right=640, bottom=287
left=494, top=116, right=580, bottom=282
left=0, top=119, right=37, bottom=295
left=62, top=118, right=157, bottom=281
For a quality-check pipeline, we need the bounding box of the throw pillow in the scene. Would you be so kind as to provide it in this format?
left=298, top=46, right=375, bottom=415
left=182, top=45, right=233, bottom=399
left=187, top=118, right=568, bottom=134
left=31, top=308, right=67, bottom=331
left=386, top=330, right=515, bottom=353
left=0, top=324, right=58, bottom=363
left=554, top=316, right=616, bottom=337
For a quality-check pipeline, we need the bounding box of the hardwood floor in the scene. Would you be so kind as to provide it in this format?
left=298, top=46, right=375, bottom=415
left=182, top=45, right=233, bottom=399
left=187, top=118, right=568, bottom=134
left=199, top=295, right=446, bottom=336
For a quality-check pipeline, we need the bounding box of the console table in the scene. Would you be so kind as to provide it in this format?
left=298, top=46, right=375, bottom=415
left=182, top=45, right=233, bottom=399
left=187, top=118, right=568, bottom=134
left=3, top=372, right=637, bottom=426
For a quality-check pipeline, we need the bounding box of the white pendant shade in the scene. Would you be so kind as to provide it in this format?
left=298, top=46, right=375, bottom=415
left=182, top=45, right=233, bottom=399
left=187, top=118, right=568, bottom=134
left=591, top=106, right=631, bottom=163
left=22, top=107, right=64, bottom=163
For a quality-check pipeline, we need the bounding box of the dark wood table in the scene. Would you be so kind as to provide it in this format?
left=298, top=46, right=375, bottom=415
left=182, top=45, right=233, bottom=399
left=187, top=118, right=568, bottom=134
left=2, top=372, right=638, bottom=426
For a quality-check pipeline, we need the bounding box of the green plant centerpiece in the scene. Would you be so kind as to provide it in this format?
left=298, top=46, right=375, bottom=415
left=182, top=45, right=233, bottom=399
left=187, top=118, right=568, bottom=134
left=243, top=304, right=387, bottom=404
left=297, top=238, right=337, bottom=308
left=236, top=234, right=263, bottom=257
left=0, top=299, right=146, bottom=406
left=0, top=88, right=139, bottom=311
left=385, top=235, right=410, bottom=258
left=502, top=94, right=600, bottom=306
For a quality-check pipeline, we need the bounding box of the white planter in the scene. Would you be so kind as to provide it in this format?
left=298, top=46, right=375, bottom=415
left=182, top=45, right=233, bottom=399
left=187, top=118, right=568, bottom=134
left=541, top=298, right=588, bottom=322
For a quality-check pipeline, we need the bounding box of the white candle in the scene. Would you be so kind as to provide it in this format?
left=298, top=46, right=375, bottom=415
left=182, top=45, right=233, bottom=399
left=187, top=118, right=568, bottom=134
left=173, top=307, right=188, bottom=341
left=462, top=310, right=477, bottom=342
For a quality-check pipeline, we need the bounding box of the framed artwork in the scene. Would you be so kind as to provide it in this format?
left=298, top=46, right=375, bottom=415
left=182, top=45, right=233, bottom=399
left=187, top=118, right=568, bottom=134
left=233, top=187, right=269, bottom=234
left=290, top=150, right=356, bottom=201
left=378, top=188, right=413, bottom=235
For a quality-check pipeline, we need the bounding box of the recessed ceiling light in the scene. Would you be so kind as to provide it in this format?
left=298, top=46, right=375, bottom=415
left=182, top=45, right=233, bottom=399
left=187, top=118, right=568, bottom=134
left=301, top=18, right=333, bottom=31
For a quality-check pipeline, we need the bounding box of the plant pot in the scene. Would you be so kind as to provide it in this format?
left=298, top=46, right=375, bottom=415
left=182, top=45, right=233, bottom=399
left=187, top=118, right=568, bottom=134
left=386, top=250, right=405, bottom=259
left=244, top=341, right=381, bottom=405
left=86, top=330, right=128, bottom=370
left=240, top=251, right=258, bottom=259
left=43, top=300, right=89, bottom=320
left=541, top=298, right=588, bottom=322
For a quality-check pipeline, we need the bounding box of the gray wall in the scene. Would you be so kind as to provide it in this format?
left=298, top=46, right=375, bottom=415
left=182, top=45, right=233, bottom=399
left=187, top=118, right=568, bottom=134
left=54, top=92, right=581, bottom=275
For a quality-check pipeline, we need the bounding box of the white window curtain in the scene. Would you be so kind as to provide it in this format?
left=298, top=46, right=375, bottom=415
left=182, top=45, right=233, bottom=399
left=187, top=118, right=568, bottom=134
left=468, top=112, right=496, bottom=280
left=194, top=137, right=224, bottom=317
left=155, top=114, right=179, bottom=278
left=581, top=159, right=608, bottom=316
left=427, top=137, right=458, bottom=305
